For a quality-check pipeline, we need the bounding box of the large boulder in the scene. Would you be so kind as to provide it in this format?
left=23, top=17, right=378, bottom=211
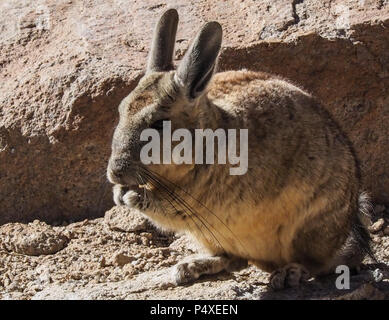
left=0, top=0, right=388, bottom=223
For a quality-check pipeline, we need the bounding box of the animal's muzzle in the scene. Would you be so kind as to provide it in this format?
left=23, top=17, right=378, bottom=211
left=107, top=158, right=130, bottom=185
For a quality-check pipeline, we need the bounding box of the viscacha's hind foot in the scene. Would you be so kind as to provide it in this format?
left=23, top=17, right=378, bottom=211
left=172, top=255, right=247, bottom=285
left=269, top=263, right=310, bottom=290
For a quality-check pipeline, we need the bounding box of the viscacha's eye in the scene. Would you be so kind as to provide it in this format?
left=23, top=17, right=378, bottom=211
left=150, top=119, right=169, bottom=131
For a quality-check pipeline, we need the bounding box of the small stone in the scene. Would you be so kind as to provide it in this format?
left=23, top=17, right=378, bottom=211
left=4, top=277, right=11, bottom=287
left=0, top=222, right=69, bottom=256
left=372, top=235, right=382, bottom=244
left=140, top=232, right=152, bottom=239
left=104, top=206, right=149, bottom=232
left=169, top=234, right=199, bottom=253
left=123, top=264, right=135, bottom=277
left=72, top=219, right=89, bottom=228
left=62, top=229, right=75, bottom=239
left=99, top=256, right=107, bottom=268
left=369, top=218, right=385, bottom=233
left=38, top=271, right=52, bottom=285
left=70, top=272, right=82, bottom=280
left=383, top=226, right=389, bottom=236
left=113, top=251, right=134, bottom=267
left=371, top=269, right=384, bottom=283
left=131, top=260, right=139, bottom=266
left=134, top=253, right=143, bottom=259
left=98, top=236, right=108, bottom=245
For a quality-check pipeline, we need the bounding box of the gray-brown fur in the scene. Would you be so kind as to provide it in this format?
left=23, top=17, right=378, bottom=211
left=107, top=9, right=372, bottom=287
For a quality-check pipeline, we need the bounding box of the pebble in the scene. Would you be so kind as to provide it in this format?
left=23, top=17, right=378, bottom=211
left=0, top=222, right=69, bottom=256
left=123, top=264, right=135, bottom=275
left=372, top=235, right=382, bottom=244
left=369, top=218, right=385, bottom=233
left=140, top=232, right=152, bottom=239
left=131, top=260, right=140, bottom=266
left=113, top=252, right=134, bottom=267
left=99, top=256, right=107, bottom=268
left=104, top=206, right=148, bottom=232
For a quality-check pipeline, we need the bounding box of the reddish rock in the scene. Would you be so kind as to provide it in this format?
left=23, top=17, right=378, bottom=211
left=0, top=0, right=388, bottom=223
left=0, top=220, right=69, bottom=256
left=104, top=206, right=148, bottom=232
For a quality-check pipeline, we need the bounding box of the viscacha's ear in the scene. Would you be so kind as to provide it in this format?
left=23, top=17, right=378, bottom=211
left=174, top=21, right=222, bottom=100
left=146, top=9, right=179, bottom=73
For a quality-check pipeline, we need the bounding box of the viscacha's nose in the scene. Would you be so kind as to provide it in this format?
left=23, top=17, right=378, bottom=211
left=107, top=158, right=127, bottom=184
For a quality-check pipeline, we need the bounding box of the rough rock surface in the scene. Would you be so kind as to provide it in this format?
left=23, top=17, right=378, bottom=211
left=0, top=206, right=388, bottom=300
left=0, top=220, right=69, bottom=256
left=104, top=206, right=149, bottom=232
left=0, top=0, right=388, bottom=223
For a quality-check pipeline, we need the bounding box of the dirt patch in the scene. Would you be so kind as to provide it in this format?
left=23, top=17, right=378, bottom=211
left=0, top=205, right=388, bottom=300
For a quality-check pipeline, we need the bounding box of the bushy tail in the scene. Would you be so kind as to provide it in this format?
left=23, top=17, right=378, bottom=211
left=352, top=192, right=376, bottom=262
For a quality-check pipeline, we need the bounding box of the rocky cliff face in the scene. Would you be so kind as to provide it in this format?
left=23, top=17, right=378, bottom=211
left=1, top=0, right=388, bottom=223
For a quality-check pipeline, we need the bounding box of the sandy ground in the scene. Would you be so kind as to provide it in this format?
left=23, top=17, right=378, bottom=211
left=0, top=205, right=388, bottom=300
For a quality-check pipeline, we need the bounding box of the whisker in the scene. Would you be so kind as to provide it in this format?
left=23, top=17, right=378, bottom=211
left=140, top=168, right=226, bottom=252
left=145, top=172, right=224, bottom=252
left=141, top=172, right=205, bottom=240
left=140, top=174, right=176, bottom=231
left=136, top=172, right=145, bottom=209
left=140, top=166, right=248, bottom=256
